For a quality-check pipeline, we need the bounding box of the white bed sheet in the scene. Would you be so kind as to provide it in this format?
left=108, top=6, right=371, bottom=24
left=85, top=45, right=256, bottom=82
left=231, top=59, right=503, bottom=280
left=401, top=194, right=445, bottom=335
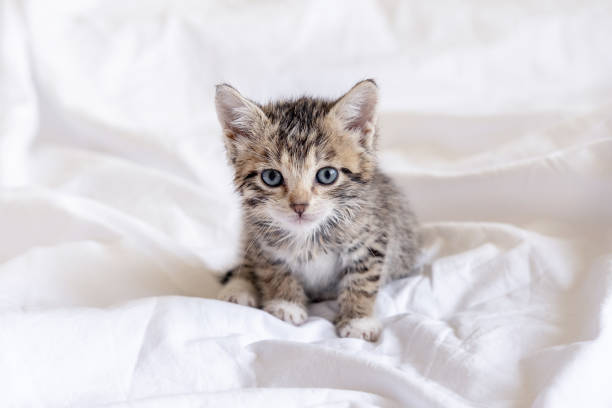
left=1, top=1, right=611, bottom=407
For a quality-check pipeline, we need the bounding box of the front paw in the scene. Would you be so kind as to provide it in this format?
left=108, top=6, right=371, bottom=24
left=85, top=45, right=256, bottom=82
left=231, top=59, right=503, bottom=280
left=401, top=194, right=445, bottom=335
left=336, top=317, right=382, bottom=342
left=218, top=278, right=258, bottom=307
left=263, top=300, right=308, bottom=325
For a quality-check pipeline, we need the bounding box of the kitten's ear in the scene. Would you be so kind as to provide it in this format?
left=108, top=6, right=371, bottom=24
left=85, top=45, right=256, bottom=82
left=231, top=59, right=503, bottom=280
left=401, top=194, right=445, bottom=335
left=215, top=84, right=268, bottom=140
left=330, top=79, right=378, bottom=147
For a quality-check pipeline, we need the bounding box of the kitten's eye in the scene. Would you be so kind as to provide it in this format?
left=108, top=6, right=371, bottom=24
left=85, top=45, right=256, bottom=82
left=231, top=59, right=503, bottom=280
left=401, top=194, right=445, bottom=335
left=316, top=167, right=338, bottom=185
left=261, top=169, right=283, bottom=187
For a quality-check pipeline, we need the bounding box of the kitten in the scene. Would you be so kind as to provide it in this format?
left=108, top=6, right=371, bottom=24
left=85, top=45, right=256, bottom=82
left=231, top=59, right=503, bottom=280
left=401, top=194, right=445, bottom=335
left=215, top=79, right=419, bottom=341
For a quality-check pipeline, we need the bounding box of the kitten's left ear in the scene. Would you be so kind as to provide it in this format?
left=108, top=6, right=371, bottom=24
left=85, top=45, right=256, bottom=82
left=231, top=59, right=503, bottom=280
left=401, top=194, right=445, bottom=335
left=215, top=83, right=268, bottom=141
left=330, top=79, right=378, bottom=149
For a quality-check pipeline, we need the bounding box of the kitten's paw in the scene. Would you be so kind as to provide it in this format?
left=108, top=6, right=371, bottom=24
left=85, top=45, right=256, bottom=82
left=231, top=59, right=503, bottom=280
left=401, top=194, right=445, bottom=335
left=218, top=278, right=258, bottom=307
left=336, top=317, right=382, bottom=342
left=264, top=300, right=308, bottom=326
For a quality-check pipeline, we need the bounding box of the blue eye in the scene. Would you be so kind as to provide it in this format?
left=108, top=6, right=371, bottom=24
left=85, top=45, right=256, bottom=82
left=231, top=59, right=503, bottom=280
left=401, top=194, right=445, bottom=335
left=316, top=167, right=338, bottom=185
left=261, top=169, right=283, bottom=187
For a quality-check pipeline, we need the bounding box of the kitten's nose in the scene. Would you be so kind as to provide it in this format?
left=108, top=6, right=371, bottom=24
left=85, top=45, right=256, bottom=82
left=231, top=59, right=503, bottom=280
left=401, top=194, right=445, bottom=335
left=290, top=203, right=308, bottom=217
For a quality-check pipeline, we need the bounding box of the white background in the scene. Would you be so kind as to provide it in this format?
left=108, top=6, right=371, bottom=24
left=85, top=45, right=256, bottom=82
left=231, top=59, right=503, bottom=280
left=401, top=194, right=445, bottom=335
left=1, top=1, right=611, bottom=407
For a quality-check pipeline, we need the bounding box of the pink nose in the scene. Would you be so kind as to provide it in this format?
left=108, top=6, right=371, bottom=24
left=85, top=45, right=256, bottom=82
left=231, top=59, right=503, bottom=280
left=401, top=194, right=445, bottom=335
left=290, top=203, right=308, bottom=216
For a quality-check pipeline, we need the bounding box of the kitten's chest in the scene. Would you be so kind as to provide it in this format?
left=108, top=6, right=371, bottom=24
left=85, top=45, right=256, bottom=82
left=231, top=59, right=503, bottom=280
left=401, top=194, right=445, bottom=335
left=286, top=251, right=342, bottom=300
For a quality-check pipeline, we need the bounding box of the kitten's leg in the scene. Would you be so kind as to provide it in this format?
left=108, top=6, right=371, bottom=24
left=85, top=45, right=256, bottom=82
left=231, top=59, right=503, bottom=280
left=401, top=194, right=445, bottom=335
left=257, top=266, right=308, bottom=326
left=217, top=267, right=259, bottom=308
left=335, top=254, right=384, bottom=342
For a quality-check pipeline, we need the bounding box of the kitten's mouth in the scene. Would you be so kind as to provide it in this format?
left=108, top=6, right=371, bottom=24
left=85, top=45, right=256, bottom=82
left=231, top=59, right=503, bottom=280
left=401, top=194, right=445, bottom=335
left=292, top=215, right=317, bottom=224
left=268, top=207, right=331, bottom=233
left=271, top=211, right=322, bottom=230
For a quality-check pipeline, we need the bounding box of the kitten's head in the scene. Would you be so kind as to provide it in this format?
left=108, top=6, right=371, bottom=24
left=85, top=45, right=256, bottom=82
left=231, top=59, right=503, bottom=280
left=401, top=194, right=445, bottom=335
left=215, top=80, right=378, bottom=238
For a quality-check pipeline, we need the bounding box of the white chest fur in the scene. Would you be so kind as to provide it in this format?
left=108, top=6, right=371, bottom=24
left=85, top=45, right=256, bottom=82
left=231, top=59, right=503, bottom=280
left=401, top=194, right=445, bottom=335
left=288, top=251, right=341, bottom=297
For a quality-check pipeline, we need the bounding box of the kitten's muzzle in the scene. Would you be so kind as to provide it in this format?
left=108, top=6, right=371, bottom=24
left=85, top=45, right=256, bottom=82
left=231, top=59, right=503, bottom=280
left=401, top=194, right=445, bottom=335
left=290, top=203, right=308, bottom=217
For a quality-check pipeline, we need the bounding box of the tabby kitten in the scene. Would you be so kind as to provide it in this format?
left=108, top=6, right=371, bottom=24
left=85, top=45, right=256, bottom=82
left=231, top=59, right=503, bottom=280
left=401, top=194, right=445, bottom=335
left=216, top=79, right=419, bottom=341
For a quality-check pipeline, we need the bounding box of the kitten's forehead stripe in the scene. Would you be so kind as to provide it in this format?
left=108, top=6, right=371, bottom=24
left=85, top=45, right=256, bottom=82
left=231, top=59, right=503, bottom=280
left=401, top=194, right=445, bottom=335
left=262, top=97, right=333, bottom=136
left=260, top=97, right=336, bottom=164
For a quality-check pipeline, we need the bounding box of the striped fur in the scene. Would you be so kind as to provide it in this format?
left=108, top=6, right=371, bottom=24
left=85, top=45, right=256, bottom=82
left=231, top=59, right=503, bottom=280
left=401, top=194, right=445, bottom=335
left=215, top=80, right=420, bottom=341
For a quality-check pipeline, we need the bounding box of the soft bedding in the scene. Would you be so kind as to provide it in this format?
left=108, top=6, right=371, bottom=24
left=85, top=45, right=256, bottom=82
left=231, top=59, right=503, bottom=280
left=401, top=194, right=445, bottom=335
left=1, top=1, right=611, bottom=407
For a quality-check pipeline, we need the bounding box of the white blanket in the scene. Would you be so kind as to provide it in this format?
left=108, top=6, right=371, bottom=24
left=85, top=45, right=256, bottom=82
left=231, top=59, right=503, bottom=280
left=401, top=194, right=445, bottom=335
left=1, top=1, right=611, bottom=407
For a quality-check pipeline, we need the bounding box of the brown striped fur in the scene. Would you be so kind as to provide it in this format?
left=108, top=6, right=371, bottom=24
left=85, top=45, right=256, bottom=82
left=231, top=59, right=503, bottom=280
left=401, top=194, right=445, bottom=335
left=215, top=80, right=420, bottom=341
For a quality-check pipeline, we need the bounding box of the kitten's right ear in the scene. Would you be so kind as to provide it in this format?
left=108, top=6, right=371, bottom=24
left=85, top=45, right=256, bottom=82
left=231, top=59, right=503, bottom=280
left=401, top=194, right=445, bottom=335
left=330, top=79, right=378, bottom=151
left=215, top=84, right=268, bottom=140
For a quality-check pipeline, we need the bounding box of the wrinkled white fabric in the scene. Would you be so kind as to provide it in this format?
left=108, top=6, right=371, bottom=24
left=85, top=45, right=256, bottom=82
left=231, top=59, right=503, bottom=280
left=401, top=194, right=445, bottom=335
left=1, top=1, right=611, bottom=407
